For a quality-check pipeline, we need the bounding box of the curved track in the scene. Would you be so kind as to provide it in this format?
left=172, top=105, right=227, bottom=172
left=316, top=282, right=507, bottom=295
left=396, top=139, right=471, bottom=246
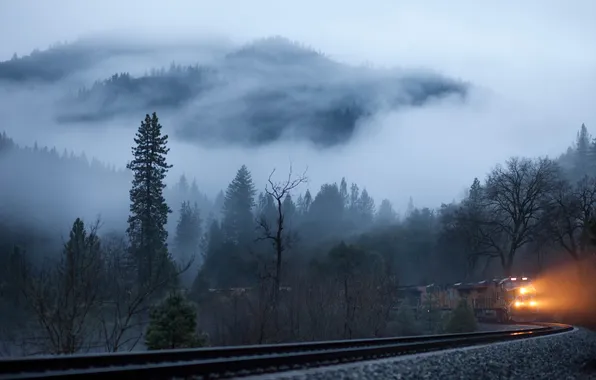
left=0, top=322, right=573, bottom=379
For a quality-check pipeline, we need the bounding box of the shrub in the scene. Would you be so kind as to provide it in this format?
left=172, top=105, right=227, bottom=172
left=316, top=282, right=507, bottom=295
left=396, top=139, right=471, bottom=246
left=145, top=292, right=208, bottom=350
left=444, top=299, right=477, bottom=333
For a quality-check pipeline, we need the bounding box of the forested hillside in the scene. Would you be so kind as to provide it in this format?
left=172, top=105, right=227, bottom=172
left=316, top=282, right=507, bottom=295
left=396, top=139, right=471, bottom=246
left=1, top=115, right=594, bottom=354
left=2, top=37, right=467, bottom=148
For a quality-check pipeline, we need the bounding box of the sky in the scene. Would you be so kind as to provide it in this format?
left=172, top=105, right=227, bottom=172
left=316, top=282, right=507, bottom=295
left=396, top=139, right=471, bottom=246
left=0, top=0, right=595, bottom=211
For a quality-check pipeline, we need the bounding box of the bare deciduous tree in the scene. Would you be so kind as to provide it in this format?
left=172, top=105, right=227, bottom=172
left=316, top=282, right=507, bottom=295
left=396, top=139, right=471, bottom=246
left=479, top=157, right=559, bottom=276
left=257, top=165, right=307, bottom=295
left=98, top=233, right=192, bottom=352
left=21, top=218, right=103, bottom=354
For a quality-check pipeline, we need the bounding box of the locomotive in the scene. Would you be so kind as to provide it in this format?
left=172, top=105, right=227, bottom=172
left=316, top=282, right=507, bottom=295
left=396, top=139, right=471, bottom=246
left=399, top=276, right=540, bottom=323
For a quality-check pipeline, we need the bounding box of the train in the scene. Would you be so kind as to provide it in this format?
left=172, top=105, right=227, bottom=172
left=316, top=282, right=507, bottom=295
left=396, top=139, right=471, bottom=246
left=203, top=276, right=543, bottom=323
left=398, top=276, right=541, bottom=323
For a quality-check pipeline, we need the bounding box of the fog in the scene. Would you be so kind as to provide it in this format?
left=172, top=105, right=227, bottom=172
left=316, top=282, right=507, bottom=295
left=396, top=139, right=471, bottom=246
left=0, top=0, right=595, bottom=218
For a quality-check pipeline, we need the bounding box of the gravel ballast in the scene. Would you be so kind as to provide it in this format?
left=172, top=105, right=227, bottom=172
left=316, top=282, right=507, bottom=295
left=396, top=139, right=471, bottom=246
left=246, top=328, right=596, bottom=380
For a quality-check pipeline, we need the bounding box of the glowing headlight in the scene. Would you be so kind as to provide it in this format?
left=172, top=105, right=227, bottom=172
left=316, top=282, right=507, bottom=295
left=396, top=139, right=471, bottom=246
left=515, top=301, right=523, bottom=307
left=519, top=287, right=527, bottom=294
left=529, top=300, right=537, bottom=307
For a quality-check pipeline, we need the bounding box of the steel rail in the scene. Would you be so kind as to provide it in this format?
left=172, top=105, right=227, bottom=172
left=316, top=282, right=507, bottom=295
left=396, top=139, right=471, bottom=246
left=0, top=322, right=573, bottom=380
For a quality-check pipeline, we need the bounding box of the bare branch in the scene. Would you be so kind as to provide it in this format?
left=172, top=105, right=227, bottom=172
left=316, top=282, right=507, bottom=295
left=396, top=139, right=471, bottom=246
left=256, top=165, right=307, bottom=314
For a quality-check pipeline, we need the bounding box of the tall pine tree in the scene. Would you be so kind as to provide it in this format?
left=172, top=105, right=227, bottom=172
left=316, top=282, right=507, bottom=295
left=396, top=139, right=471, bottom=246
left=126, top=112, right=174, bottom=286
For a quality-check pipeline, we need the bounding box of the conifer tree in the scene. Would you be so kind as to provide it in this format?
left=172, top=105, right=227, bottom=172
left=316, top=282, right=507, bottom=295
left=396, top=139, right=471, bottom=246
left=176, top=174, right=189, bottom=196
left=174, top=201, right=202, bottom=274
left=213, top=189, right=225, bottom=217
left=257, top=191, right=277, bottom=225
left=574, top=123, right=591, bottom=179
left=358, top=188, right=375, bottom=225
left=203, top=219, right=225, bottom=266
left=376, top=199, right=396, bottom=224
left=301, top=189, right=312, bottom=214
left=339, top=177, right=349, bottom=209
left=406, top=196, right=415, bottom=217
left=126, top=112, right=174, bottom=285
left=221, top=165, right=256, bottom=245
left=348, top=183, right=360, bottom=215
left=189, top=179, right=200, bottom=202
left=145, top=292, right=207, bottom=350
left=282, top=194, right=296, bottom=224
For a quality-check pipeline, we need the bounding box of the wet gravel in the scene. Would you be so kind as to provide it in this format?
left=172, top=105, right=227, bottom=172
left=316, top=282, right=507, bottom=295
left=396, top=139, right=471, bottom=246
left=246, top=327, right=596, bottom=380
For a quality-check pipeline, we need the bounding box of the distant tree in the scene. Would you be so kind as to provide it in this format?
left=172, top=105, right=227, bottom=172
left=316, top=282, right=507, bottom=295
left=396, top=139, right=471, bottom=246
left=176, top=174, right=189, bottom=196
left=307, top=183, right=345, bottom=238
left=403, top=208, right=437, bottom=281
left=189, top=178, right=200, bottom=200
left=202, top=219, right=224, bottom=267
left=574, top=123, right=591, bottom=179
left=437, top=203, right=476, bottom=280
left=282, top=194, right=297, bottom=226
left=145, top=292, right=207, bottom=350
left=174, top=201, right=202, bottom=284
left=213, top=189, right=225, bottom=218
left=357, top=188, right=375, bottom=226
left=339, top=177, right=349, bottom=209
left=257, top=191, right=277, bottom=227
left=348, top=183, right=360, bottom=217
left=221, top=165, right=256, bottom=246
left=174, top=202, right=201, bottom=259
left=126, top=112, right=175, bottom=286
left=198, top=218, right=239, bottom=288
left=443, top=177, right=490, bottom=277
left=297, top=189, right=313, bottom=216
left=376, top=199, right=397, bottom=224
left=406, top=196, right=415, bottom=217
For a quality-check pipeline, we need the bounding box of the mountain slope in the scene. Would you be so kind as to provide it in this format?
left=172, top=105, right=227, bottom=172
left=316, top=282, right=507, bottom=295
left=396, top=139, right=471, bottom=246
left=4, top=36, right=469, bottom=148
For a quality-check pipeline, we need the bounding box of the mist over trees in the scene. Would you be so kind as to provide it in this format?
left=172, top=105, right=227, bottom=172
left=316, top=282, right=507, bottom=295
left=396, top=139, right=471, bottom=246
left=1, top=36, right=467, bottom=148
left=1, top=115, right=595, bottom=354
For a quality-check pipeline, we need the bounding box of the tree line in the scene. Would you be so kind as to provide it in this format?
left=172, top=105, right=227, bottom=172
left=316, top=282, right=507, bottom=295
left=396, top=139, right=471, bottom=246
left=0, top=117, right=595, bottom=355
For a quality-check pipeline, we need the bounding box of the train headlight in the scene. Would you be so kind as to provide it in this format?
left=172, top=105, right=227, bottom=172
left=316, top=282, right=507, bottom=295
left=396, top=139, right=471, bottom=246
left=529, top=300, right=537, bottom=307
left=520, top=287, right=527, bottom=294
left=515, top=301, right=522, bottom=307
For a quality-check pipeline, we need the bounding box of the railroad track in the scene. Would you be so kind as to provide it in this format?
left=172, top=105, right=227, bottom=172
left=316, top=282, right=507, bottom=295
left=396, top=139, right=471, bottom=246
left=0, top=322, right=573, bottom=379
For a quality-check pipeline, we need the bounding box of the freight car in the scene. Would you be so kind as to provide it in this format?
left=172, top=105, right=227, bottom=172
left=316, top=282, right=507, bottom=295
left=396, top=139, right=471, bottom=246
left=398, top=277, right=540, bottom=323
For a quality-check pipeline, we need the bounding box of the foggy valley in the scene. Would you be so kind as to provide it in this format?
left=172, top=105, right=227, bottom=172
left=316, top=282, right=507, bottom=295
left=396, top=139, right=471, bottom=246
left=0, top=0, right=596, bottom=367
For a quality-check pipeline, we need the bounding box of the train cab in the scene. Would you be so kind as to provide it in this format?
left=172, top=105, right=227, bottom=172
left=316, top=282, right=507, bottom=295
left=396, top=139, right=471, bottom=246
left=500, top=277, right=539, bottom=321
